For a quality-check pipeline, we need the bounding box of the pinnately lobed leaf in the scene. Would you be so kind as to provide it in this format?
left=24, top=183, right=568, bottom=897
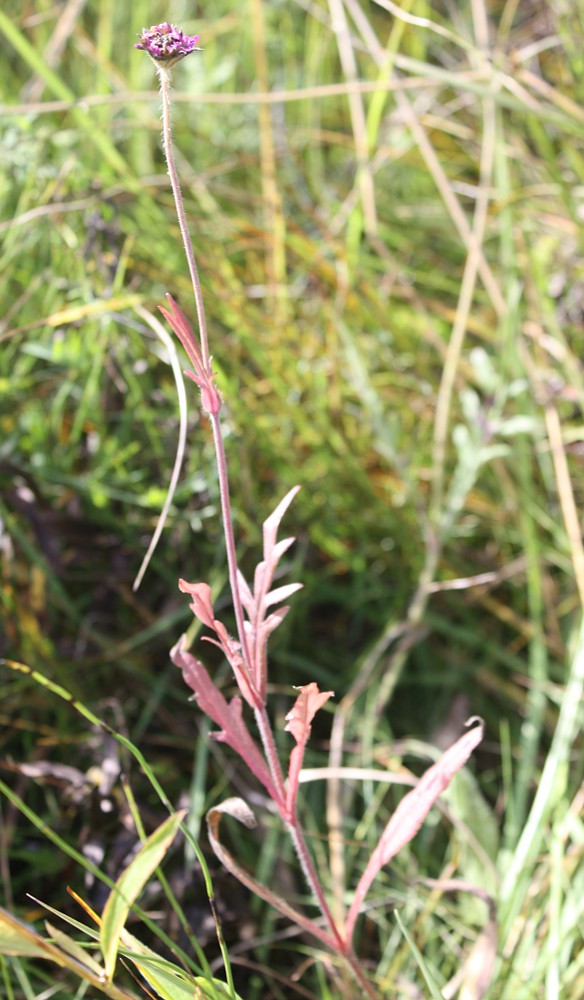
left=177, top=581, right=258, bottom=707
left=171, top=637, right=286, bottom=810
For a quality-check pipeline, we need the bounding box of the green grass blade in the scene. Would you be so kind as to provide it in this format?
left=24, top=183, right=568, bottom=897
left=100, top=811, right=185, bottom=981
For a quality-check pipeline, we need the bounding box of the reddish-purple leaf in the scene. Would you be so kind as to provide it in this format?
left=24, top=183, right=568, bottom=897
left=235, top=569, right=254, bottom=616
left=284, top=683, right=334, bottom=817
left=232, top=488, right=302, bottom=701
left=271, top=536, right=296, bottom=564
left=178, top=579, right=215, bottom=629
left=285, top=684, right=334, bottom=742
left=206, top=798, right=337, bottom=951
left=345, top=718, right=484, bottom=942
left=264, top=582, right=303, bottom=608
left=159, top=295, right=203, bottom=371
left=262, top=606, right=291, bottom=636
left=160, top=295, right=221, bottom=414
left=253, top=560, right=269, bottom=603
left=171, top=637, right=285, bottom=810
left=178, top=579, right=258, bottom=706
left=263, top=487, right=301, bottom=556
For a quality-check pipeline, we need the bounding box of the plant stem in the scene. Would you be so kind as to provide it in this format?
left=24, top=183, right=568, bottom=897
left=157, top=56, right=375, bottom=996
left=158, top=66, right=253, bottom=672
left=209, top=412, right=253, bottom=670
left=344, top=951, right=379, bottom=1000
left=287, top=819, right=345, bottom=950
left=158, top=67, right=210, bottom=369
left=288, top=814, right=380, bottom=995
left=255, top=709, right=360, bottom=978
left=254, top=704, right=286, bottom=797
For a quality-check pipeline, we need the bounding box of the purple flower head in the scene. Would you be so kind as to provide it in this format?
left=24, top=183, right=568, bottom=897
left=135, top=22, right=201, bottom=68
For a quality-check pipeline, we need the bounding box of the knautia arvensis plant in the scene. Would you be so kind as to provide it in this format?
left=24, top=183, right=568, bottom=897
left=135, top=22, right=484, bottom=997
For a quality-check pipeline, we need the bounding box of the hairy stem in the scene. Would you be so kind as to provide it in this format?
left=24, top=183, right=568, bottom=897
left=158, top=67, right=210, bottom=369
left=208, top=411, right=253, bottom=672
left=287, top=819, right=346, bottom=951
left=159, top=67, right=253, bottom=672
left=254, top=704, right=286, bottom=798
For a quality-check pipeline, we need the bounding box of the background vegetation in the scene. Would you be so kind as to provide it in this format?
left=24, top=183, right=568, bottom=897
left=1, top=1, right=583, bottom=997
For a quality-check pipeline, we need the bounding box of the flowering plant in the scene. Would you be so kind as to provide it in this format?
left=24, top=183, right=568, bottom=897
left=136, top=22, right=484, bottom=996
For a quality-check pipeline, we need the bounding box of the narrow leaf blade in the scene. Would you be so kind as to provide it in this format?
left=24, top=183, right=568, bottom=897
left=100, top=811, right=185, bottom=981
left=284, top=683, right=333, bottom=815
left=395, top=911, right=444, bottom=1000
left=346, top=719, right=484, bottom=941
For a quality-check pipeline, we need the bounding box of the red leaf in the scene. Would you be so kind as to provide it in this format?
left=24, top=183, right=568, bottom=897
left=178, top=579, right=258, bottom=707
left=206, top=798, right=338, bottom=951
left=159, top=295, right=203, bottom=371
left=178, top=579, right=215, bottom=629
left=284, top=683, right=334, bottom=817
left=345, top=718, right=484, bottom=942
left=172, top=637, right=285, bottom=810
left=263, top=487, right=301, bottom=556
left=236, top=488, right=302, bottom=702
left=264, top=582, right=303, bottom=609
left=160, top=295, right=221, bottom=414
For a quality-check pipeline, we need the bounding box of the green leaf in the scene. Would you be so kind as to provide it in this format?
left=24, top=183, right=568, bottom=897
left=395, top=911, right=444, bottom=1000
left=45, top=921, right=104, bottom=977
left=0, top=907, right=137, bottom=1000
left=100, top=810, right=185, bottom=981
left=0, top=908, right=50, bottom=959
left=119, top=926, right=243, bottom=1000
